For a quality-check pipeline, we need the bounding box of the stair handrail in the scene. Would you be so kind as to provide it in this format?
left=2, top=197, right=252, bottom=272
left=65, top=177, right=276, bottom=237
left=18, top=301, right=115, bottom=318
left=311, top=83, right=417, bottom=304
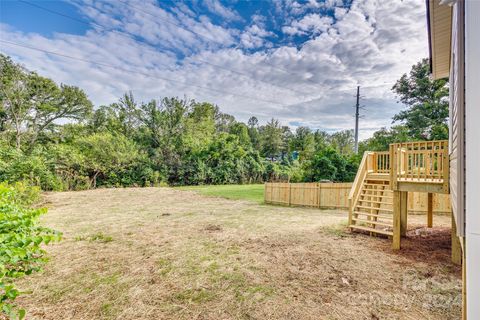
left=348, top=151, right=373, bottom=225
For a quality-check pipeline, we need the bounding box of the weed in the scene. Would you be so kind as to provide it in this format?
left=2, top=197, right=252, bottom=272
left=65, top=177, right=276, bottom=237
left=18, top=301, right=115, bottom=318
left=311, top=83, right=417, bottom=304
left=173, top=288, right=216, bottom=303
left=322, top=221, right=349, bottom=238
left=157, top=258, right=173, bottom=276
left=75, top=232, right=113, bottom=243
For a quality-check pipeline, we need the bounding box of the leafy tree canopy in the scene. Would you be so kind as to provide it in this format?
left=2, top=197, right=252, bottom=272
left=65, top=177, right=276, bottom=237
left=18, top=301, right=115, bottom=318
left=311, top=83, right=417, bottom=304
left=392, top=58, right=449, bottom=140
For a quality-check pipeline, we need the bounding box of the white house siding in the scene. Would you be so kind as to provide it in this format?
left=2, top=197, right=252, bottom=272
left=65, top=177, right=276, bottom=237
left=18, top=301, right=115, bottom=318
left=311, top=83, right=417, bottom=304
left=465, top=1, right=480, bottom=318
left=449, top=1, right=465, bottom=237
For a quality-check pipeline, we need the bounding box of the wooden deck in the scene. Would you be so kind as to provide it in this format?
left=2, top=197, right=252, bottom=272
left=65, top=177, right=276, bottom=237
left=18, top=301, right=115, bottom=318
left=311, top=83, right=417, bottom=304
left=348, top=140, right=456, bottom=257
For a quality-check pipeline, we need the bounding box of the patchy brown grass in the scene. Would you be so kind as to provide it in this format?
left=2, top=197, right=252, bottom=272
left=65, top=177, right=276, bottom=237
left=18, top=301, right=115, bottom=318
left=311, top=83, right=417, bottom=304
left=17, top=188, right=461, bottom=319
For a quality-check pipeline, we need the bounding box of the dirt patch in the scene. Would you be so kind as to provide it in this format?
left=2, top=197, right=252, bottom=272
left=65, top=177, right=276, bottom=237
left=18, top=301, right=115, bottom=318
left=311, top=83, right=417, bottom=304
left=17, top=188, right=461, bottom=319
left=390, top=227, right=459, bottom=269
left=203, top=223, right=223, bottom=232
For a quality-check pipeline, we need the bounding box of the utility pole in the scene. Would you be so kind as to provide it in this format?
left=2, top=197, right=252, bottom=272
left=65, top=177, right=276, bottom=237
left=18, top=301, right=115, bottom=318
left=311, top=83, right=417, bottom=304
left=354, top=85, right=360, bottom=154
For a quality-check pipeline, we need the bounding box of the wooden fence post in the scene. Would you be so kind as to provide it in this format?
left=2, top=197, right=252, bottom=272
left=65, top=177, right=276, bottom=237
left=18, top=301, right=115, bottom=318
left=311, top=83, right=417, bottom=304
left=317, top=183, right=321, bottom=208
left=288, top=183, right=291, bottom=206
left=264, top=183, right=267, bottom=203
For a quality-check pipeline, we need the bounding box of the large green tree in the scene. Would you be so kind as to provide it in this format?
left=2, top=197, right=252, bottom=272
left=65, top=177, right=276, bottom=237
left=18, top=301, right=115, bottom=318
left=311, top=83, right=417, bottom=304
left=360, top=125, right=411, bottom=152
left=76, top=132, right=141, bottom=188
left=290, top=126, right=315, bottom=161
left=303, top=147, right=357, bottom=182
left=329, top=129, right=355, bottom=155
left=0, top=54, right=92, bottom=149
left=392, top=58, right=449, bottom=140
left=259, top=118, right=283, bottom=160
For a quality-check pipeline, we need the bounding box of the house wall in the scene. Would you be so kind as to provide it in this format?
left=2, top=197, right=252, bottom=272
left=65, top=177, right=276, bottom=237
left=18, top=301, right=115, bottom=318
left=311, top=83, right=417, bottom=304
left=465, top=1, right=480, bottom=318
left=449, top=1, right=465, bottom=237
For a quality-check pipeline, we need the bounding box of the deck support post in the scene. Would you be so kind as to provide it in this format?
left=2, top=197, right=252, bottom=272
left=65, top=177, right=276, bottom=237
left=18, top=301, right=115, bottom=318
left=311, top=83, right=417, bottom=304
left=427, top=193, right=433, bottom=228
left=400, top=191, right=408, bottom=237
left=393, top=191, right=400, bottom=249
left=451, top=214, right=462, bottom=265
left=393, top=190, right=408, bottom=249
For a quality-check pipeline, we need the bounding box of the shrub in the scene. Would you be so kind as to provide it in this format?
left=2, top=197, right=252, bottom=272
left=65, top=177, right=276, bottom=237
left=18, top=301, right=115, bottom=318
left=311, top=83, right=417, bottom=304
left=0, top=183, right=61, bottom=319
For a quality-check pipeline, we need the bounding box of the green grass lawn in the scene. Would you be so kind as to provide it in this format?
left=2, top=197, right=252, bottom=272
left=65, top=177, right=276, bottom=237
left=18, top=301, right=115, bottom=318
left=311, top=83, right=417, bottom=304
left=177, top=184, right=265, bottom=203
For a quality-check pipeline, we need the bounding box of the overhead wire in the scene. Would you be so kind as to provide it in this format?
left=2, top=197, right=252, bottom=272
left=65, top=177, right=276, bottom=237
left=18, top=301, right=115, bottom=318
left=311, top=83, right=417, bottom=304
left=7, top=1, right=388, bottom=112
left=0, top=39, right=296, bottom=107
left=119, top=0, right=354, bottom=87
left=19, top=0, right=309, bottom=96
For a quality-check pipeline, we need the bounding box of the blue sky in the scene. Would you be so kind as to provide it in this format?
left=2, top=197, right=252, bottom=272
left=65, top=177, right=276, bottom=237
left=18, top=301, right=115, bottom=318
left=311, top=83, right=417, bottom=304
left=0, top=0, right=428, bottom=139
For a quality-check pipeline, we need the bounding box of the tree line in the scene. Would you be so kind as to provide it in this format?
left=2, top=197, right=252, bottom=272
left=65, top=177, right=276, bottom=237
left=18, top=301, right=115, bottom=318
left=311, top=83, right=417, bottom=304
left=0, top=54, right=448, bottom=190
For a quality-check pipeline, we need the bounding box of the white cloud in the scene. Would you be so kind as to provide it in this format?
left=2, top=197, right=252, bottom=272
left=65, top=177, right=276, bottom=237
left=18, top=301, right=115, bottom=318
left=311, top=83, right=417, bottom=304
left=72, top=0, right=238, bottom=54
left=282, top=14, right=333, bottom=35
left=203, top=0, right=242, bottom=21
left=240, top=24, right=275, bottom=49
left=0, top=0, right=429, bottom=140
left=280, top=0, right=346, bottom=16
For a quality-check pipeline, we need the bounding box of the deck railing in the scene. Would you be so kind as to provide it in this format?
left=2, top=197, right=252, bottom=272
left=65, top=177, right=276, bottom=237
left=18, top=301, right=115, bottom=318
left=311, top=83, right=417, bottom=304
left=372, top=151, right=390, bottom=174
left=389, top=140, right=449, bottom=187
left=349, top=140, right=449, bottom=211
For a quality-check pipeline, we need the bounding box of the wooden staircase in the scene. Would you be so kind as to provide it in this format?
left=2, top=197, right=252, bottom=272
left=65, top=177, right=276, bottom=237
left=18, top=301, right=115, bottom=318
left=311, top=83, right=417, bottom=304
left=348, top=141, right=449, bottom=249
left=350, top=177, right=393, bottom=236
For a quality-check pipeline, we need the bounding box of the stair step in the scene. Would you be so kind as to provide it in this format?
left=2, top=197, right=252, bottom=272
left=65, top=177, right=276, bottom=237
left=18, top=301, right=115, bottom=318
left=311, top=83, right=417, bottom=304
left=362, top=185, right=392, bottom=190
left=360, top=194, right=393, bottom=199
left=365, top=177, right=390, bottom=181
left=353, top=211, right=393, bottom=219
left=351, top=217, right=393, bottom=227
left=358, top=199, right=393, bottom=205
left=362, top=186, right=393, bottom=192
left=356, top=205, right=393, bottom=212
left=361, top=190, right=393, bottom=195
left=349, top=225, right=393, bottom=236
left=363, top=184, right=390, bottom=188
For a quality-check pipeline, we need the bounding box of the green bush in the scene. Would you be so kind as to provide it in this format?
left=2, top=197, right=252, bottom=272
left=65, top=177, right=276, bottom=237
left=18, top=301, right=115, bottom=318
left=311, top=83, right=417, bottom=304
left=0, top=182, right=61, bottom=319
left=0, top=144, right=63, bottom=191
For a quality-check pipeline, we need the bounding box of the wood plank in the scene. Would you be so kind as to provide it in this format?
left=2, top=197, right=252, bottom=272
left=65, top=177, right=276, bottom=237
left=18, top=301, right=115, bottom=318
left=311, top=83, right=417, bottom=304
left=397, top=181, right=447, bottom=194
left=392, top=190, right=401, bottom=249
left=451, top=214, right=462, bottom=265
left=349, top=225, right=393, bottom=236
left=352, top=217, right=392, bottom=227
left=358, top=199, right=392, bottom=205
left=356, top=205, right=393, bottom=212
left=427, top=193, right=433, bottom=228
left=360, top=194, right=393, bottom=199
left=400, top=191, right=408, bottom=237
left=353, top=211, right=393, bottom=220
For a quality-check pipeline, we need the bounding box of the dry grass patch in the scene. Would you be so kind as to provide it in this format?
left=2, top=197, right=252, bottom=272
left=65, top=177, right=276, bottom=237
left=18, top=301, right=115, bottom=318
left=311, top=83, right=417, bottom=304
left=16, top=187, right=461, bottom=319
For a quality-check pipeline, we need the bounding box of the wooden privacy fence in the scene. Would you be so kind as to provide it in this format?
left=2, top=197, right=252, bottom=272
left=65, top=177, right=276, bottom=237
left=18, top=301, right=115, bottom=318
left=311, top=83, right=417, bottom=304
left=264, top=182, right=451, bottom=214
left=264, top=182, right=351, bottom=209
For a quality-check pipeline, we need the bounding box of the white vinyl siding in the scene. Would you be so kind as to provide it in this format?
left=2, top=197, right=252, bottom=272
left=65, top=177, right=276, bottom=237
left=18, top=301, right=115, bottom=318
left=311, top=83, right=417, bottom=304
left=465, top=1, right=480, bottom=318
left=449, top=1, right=465, bottom=237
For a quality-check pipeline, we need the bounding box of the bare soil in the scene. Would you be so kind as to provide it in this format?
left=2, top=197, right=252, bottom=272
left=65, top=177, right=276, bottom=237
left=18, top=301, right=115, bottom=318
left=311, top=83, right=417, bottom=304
left=17, top=188, right=461, bottom=320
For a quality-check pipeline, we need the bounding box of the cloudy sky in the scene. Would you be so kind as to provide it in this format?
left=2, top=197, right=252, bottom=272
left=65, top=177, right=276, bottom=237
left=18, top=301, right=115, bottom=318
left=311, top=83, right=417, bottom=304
left=0, top=0, right=428, bottom=139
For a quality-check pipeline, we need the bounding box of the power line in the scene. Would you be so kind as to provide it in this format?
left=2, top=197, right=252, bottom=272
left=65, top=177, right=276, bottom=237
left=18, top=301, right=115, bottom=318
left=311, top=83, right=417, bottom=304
left=16, top=0, right=172, bottom=70
left=117, top=0, right=221, bottom=44
left=354, top=86, right=360, bottom=154
left=9, top=1, right=384, bottom=110
left=0, top=39, right=296, bottom=107
left=19, top=0, right=308, bottom=96
left=121, top=0, right=352, bottom=46
left=20, top=0, right=364, bottom=97
left=119, top=0, right=353, bottom=87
